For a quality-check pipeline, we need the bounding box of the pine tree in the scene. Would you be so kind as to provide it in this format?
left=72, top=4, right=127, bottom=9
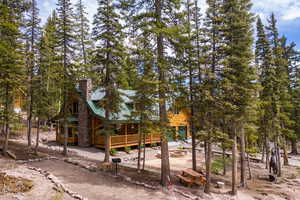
left=56, top=0, right=76, bottom=156
left=92, top=0, right=127, bottom=162
left=283, top=41, right=300, bottom=155
left=255, top=16, right=276, bottom=169
left=74, top=0, right=93, bottom=71
left=201, top=0, right=223, bottom=193
left=221, top=0, right=255, bottom=193
left=24, top=0, right=41, bottom=149
left=266, top=13, right=291, bottom=176
left=0, top=0, right=26, bottom=155
left=39, top=11, right=62, bottom=120
left=127, top=0, right=185, bottom=186
left=33, top=32, right=49, bottom=154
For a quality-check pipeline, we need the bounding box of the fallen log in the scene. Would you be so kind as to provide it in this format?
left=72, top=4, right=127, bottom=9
left=6, top=150, right=17, bottom=160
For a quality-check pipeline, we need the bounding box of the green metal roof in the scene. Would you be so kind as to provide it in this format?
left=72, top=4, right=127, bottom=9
left=87, top=89, right=140, bottom=122
left=56, top=116, right=78, bottom=122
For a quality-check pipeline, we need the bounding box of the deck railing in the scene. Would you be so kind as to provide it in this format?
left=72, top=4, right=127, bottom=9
left=95, top=133, right=161, bottom=148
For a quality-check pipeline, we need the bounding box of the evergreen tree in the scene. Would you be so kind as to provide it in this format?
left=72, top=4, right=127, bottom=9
left=39, top=11, right=62, bottom=120
left=56, top=0, right=76, bottom=156
left=24, top=0, right=41, bottom=149
left=74, top=0, right=93, bottom=71
left=255, top=16, right=276, bottom=169
left=266, top=13, right=291, bottom=175
left=92, top=0, right=127, bottom=162
left=0, top=0, right=26, bottom=155
left=127, top=0, right=185, bottom=186
left=201, top=0, right=223, bottom=193
left=283, top=41, right=300, bottom=155
left=221, top=0, right=256, bottom=193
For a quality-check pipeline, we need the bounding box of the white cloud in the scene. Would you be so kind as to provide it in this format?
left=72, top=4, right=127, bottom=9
left=42, top=0, right=51, bottom=9
left=252, top=0, right=300, bottom=21
left=38, top=0, right=300, bottom=25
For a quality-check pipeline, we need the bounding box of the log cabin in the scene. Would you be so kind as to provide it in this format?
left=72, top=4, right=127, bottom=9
left=54, top=79, right=191, bottom=149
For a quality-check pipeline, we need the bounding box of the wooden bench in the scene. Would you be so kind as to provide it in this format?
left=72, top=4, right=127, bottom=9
left=177, top=174, right=194, bottom=187
left=177, top=168, right=206, bottom=187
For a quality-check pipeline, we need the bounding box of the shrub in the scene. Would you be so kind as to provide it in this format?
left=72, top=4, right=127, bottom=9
left=212, top=157, right=232, bottom=175
left=212, top=159, right=224, bottom=175
left=41, top=125, right=49, bottom=132
left=110, top=148, right=117, bottom=155
left=11, top=122, right=25, bottom=131
left=177, top=146, right=184, bottom=150
left=150, top=143, right=157, bottom=147
left=124, top=146, right=131, bottom=153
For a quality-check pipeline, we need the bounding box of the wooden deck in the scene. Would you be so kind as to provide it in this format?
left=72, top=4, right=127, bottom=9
left=94, top=133, right=161, bottom=149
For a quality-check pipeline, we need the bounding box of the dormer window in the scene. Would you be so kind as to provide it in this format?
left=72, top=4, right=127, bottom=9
left=126, top=103, right=134, bottom=110
left=72, top=102, right=79, bottom=114
left=174, top=106, right=180, bottom=114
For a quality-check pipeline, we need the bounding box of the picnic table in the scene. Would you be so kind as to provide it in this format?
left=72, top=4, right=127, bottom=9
left=177, top=168, right=206, bottom=187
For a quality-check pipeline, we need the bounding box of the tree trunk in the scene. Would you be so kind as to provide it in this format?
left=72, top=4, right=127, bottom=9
left=222, top=144, right=226, bottom=176
left=3, top=83, right=10, bottom=156
left=142, top=132, right=146, bottom=171
left=63, top=122, right=68, bottom=156
left=155, top=0, right=170, bottom=187
left=35, top=118, right=40, bottom=154
left=27, top=110, right=32, bottom=148
left=261, top=140, right=265, bottom=163
left=291, top=140, right=298, bottom=154
left=276, top=143, right=281, bottom=177
left=245, top=136, right=252, bottom=180
left=104, top=122, right=110, bottom=162
left=265, top=139, right=270, bottom=170
left=283, top=140, right=289, bottom=166
left=50, top=123, right=53, bottom=134
left=3, top=122, right=10, bottom=156
left=204, top=129, right=212, bottom=194
left=240, top=126, right=246, bottom=188
left=204, top=140, right=208, bottom=163
left=247, top=152, right=252, bottom=180
left=137, top=124, right=142, bottom=172
left=186, top=0, right=196, bottom=172
left=231, top=130, right=237, bottom=196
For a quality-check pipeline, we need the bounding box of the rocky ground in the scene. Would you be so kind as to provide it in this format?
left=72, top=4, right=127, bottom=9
left=1, top=130, right=300, bottom=200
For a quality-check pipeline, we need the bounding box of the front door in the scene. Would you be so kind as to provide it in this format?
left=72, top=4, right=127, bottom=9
left=167, top=127, right=176, bottom=141
left=178, top=126, right=187, bottom=139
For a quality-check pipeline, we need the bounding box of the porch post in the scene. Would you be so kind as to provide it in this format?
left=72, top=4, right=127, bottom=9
left=109, top=135, right=112, bottom=150
left=56, top=121, right=59, bottom=142
left=125, top=124, right=128, bottom=147
left=176, top=126, right=179, bottom=137
left=91, top=118, right=95, bottom=145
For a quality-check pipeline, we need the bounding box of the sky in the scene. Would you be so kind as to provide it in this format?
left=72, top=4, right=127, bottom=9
left=37, top=0, right=300, bottom=49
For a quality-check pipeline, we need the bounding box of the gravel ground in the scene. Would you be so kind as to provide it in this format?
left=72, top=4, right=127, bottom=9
left=0, top=159, right=72, bottom=200
left=28, top=159, right=186, bottom=200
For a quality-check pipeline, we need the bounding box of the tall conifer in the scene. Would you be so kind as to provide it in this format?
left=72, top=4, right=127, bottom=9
left=221, top=0, right=255, bottom=193
left=92, top=0, right=127, bottom=162
left=24, top=0, right=41, bottom=149
left=56, top=0, right=76, bottom=156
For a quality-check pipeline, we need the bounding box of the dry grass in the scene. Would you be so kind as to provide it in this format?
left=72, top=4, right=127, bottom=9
left=52, top=191, right=64, bottom=200
left=0, top=173, right=33, bottom=194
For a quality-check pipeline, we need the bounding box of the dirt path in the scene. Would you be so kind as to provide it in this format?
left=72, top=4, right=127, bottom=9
left=0, top=158, right=72, bottom=200
left=28, top=160, right=184, bottom=200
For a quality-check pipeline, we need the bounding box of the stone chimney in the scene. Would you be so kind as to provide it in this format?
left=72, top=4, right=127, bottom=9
left=78, top=79, right=92, bottom=147
left=79, top=79, right=92, bottom=100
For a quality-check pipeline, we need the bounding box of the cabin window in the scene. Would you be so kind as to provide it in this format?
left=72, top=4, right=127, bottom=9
left=72, top=102, right=79, bottom=114
left=68, top=127, right=73, bottom=137
left=126, top=103, right=134, bottom=110
left=115, top=124, right=126, bottom=135
left=174, top=106, right=180, bottom=114
left=127, top=124, right=138, bottom=134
